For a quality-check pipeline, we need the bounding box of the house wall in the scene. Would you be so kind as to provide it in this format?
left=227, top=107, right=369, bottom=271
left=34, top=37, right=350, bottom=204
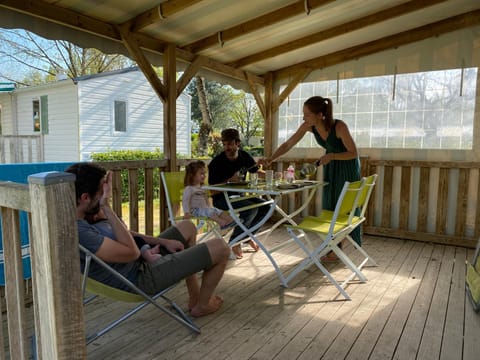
left=0, top=92, right=14, bottom=134
left=77, top=69, right=191, bottom=161
left=0, top=80, right=80, bottom=162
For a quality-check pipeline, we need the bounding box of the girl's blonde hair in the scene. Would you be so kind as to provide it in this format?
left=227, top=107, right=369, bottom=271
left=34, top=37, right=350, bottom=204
left=184, top=160, right=206, bottom=186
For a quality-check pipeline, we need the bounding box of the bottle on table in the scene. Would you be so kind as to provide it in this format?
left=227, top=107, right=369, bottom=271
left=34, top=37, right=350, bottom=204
left=286, top=164, right=295, bottom=183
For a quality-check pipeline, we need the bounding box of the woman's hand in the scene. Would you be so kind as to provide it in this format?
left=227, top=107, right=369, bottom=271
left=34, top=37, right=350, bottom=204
left=317, top=153, right=335, bottom=165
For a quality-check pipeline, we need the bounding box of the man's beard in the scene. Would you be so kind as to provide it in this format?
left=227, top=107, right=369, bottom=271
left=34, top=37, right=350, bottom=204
left=85, top=202, right=101, bottom=217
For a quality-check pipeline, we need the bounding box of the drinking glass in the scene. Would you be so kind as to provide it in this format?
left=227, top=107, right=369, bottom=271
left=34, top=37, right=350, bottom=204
left=274, top=171, right=283, bottom=186
left=265, top=170, right=274, bottom=188
left=249, top=172, right=258, bottom=187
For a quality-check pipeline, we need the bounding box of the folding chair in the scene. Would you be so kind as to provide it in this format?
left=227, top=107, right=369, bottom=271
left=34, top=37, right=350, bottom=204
left=315, top=174, right=378, bottom=276
left=285, top=179, right=367, bottom=300
left=160, top=171, right=222, bottom=241
left=80, top=244, right=200, bottom=345
left=466, top=237, right=480, bottom=312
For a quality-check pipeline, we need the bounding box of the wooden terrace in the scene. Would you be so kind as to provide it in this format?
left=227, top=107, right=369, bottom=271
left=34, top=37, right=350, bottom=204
left=84, top=230, right=480, bottom=360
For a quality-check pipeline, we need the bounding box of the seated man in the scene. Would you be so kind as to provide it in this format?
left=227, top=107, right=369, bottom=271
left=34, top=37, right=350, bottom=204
left=66, top=163, right=230, bottom=317
left=208, top=128, right=269, bottom=258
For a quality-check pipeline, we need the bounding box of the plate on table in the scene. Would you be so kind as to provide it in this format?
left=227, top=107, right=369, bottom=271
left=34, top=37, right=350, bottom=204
left=226, top=181, right=250, bottom=186
left=276, top=183, right=301, bottom=190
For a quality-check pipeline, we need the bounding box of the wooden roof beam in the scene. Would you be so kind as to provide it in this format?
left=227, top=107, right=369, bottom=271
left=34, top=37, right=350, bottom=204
left=0, top=0, right=264, bottom=87
left=229, top=0, right=448, bottom=68
left=274, top=10, right=480, bottom=81
left=181, top=0, right=335, bottom=53
left=129, top=0, right=203, bottom=32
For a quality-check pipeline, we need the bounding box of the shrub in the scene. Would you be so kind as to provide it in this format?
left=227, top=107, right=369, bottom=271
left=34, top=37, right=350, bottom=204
left=91, top=149, right=163, bottom=202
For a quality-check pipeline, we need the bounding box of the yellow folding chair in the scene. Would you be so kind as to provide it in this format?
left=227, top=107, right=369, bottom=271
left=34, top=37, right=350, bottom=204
left=313, top=174, right=378, bottom=278
left=81, top=244, right=199, bottom=345
left=285, top=178, right=366, bottom=300
left=160, top=171, right=222, bottom=242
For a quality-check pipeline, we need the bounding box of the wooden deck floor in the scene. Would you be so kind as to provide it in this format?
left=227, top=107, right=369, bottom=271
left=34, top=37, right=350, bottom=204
left=85, top=229, right=480, bottom=360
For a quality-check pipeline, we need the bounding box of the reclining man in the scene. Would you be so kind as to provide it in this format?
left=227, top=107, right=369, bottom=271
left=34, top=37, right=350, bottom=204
left=66, top=162, right=230, bottom=317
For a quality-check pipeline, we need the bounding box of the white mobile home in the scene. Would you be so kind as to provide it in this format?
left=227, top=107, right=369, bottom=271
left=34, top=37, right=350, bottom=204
left=0, top=68, right=191, bottom=162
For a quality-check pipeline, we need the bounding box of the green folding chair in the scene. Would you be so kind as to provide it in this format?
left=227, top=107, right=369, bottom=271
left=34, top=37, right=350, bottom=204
left=466, top=238, right=480, bottom=312
left=81, top=244, right=199, bottom=345
left=285, top=179, right=367, bottom=300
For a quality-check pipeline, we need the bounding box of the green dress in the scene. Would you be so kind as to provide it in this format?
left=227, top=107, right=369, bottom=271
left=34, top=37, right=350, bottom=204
left=311, top=120, right=362, bottom=245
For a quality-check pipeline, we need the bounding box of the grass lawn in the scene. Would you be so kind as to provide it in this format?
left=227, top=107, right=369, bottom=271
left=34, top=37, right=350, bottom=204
left=121, top=199, right=161, bottom=235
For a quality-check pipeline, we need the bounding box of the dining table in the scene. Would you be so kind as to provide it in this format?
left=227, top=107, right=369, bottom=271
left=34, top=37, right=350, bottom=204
left=202, top=179, right=326, bottom=287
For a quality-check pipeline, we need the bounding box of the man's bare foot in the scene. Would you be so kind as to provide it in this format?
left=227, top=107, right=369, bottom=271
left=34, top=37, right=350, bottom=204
left=190, top=295, right=223, bottom=317
left=231, top=244, right=243, bottom=259
left=247, top=240, right=259, bottom=252
left=188, top=296, right=199, bottom=311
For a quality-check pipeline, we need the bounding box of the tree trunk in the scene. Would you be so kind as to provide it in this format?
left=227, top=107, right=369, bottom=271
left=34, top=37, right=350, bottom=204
left=195, top=76, right=212, bottom=156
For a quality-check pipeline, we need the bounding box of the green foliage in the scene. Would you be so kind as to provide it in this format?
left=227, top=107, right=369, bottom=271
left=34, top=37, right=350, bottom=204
left=91, top=149, right=163, bottom=202
left=244, top=146, right=264, bottom=157
left=208, top=132, right=223, bottom=157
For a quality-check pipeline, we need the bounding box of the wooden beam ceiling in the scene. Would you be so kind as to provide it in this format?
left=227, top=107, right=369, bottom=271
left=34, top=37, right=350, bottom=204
left=228, top=0, right=448, bottom=68
left=181, top=0, right=336, bottom=53
left=1, top=0, right=477, bottom=91
left=130, top=0, right=203, bottom=32
left=0, top=0, right=264, bottom=86
left=275, top=10, right=480, bottom=81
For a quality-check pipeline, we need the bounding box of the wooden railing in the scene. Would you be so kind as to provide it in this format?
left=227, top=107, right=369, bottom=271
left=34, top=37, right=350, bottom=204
left=97, top=157, right=480, bottom=248
left=0, top=135, right=43, bottom=163
left=273, top=158, right=480, bottom=249
left=0, top=173, right=85, bottom=359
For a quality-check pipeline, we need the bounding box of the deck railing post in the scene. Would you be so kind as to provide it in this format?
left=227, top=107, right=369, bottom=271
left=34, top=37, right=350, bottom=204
left=28, top=172, right=86, bottom=359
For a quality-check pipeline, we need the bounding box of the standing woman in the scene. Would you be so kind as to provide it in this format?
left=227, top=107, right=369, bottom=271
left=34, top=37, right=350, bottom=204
left=261, top=96, right=361, bottom=247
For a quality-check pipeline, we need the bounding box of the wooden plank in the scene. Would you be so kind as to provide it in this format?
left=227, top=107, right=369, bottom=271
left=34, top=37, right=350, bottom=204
left=28, top=173, right=86, bottom=359
left=164, top=43, right=177, bottom=171
left=111, top=170, right=123, bottom=218
left=0, top=181, right=30, bottom=212
left=439, top=247, right=467, bottom=360
left=381, top=166, right=393, bottom=228
left=369, top=243, right=433, bottom=359
left=1, top=207, right=28, bottom=360
left=398, top=166, right=411, bottom=230
left=391, top=244, right=445, bottom=359
left=455, top=168, right=468, bottom=237
left=344, top=241, right=416, bottom=360
left=416, top=245, right=455, bottom=360
left=144, top=168, right=154, bottom=235
left=127, top=169, right=139, bottom=232
left=417, top=167, right=429, bottom=232
left=435, top=168, right=449, bottom=235
left=364, top=226, right=477, bottom=248
left=298, top=239, right=410, bottom=360
left=78, top=234, right=479, bottom=360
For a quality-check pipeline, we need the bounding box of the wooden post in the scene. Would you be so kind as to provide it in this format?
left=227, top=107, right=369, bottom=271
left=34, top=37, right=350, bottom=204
left=28, top=172, right=86, bottom=360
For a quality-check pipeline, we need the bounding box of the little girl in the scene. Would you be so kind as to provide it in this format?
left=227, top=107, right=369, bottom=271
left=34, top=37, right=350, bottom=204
left=183, top=160, right=236, bottom=230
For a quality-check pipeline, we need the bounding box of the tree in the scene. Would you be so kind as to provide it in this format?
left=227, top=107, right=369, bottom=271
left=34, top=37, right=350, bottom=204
left=230, top=92, right=263, bottom=146
left=0, top=29, right=134, bottom=86
left=188, top=78, right=264, bottom=154
left=195, top=76, right=213, bottom=156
